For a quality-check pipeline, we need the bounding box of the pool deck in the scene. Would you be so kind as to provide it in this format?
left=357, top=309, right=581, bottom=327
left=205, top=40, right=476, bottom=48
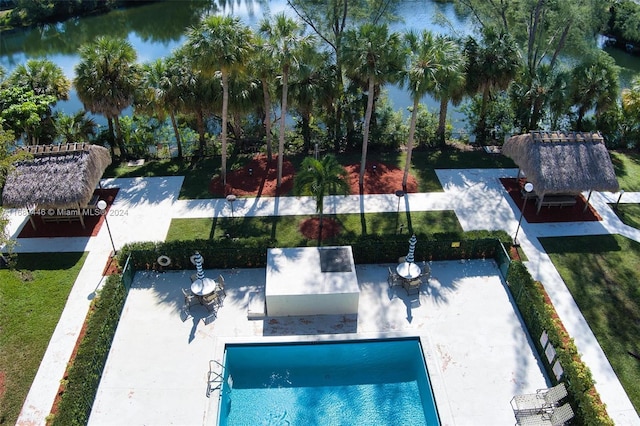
left=8, top=169, right=640, bottom=425
left=88, top=260, right=546, bottom=426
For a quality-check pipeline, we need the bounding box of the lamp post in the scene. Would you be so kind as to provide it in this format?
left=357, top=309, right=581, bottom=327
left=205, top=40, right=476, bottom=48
left=395, top=190, right=405, bottom=234
left=513, top=182, right=533, bottom=246
left=226, top=194, right=237, bottom=218
left=97, top=200, right=116, bottom=256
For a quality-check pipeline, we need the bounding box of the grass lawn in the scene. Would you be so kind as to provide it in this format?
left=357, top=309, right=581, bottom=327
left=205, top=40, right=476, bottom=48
left=104, top=157, right=219, bottom=199
left=612, top=203, right=640, bottom=229
left=0, top=252, right=87, bottom=426
left=165, top=211, right=463, bottom=244
left=610, top=151, right=640, bottom=192
left=105, top=149, right=516, bottom=199
left=539, top=235, right=640, bottom=413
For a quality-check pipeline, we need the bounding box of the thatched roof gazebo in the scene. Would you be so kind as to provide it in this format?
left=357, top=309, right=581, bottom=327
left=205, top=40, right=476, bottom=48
left=2, top=143, right=112, bottom=229
left=502, top=131, right=619, bottom=213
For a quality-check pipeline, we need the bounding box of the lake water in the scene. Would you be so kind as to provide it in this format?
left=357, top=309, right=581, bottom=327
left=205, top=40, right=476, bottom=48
left=1, top=0, right=638, bottom=128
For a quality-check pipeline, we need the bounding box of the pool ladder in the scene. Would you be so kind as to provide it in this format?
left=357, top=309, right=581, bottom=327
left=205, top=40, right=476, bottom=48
left=207, top=359, right=224, bottom=397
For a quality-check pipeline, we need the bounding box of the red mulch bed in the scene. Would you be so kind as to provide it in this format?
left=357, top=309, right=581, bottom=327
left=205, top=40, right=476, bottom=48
left=500, top=178, right=601, bottom=223
left=209, top=155, right=296, bottom=197
left=210, top=155, right=417, bottom=240
left=49, top=304, right=93, bottom=420
left=344, top=160, right=418, bottom=195
left=209, top=155, right=417, bottom=197
left=299, top=217, right=342, bottom=240
left=101, top=255, right=122, bottom=276
left=17, top=188, right=119, bottom=238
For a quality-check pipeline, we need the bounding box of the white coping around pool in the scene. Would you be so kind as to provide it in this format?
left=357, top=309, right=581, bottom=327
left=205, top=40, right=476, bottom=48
left=88, top=260, right=549, bottom=426
left=265, top=246, right=359, bottom=316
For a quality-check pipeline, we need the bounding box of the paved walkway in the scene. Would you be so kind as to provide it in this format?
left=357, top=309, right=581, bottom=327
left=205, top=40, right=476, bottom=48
left=6, top=169, right=639, bottom=425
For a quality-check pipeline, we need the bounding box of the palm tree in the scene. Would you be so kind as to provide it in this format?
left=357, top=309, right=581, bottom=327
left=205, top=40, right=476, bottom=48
left=622, top=75, right=640, bottom=121
left=342, top=24, right=405, bottom=189
left=9, top=59, right=71, bottom=145
left=464, top=28, right=519, bottom=145
left=431, top=37, right=466, bottom=148
left=248, top=34, right=278, bottom=161
left=54, top=111, right=96, bottom=144
left=185, top=15, right=254, bottom=186
left=622, top=75, right=640, bottom=146
left=172, top=48, right=214, bottom=155
left=403, top=30, right=439, bottom=188
left=289, top=45, right=333, bottom=154
left=570, top=52, right=620, bottom=131
left=260, top=13, right=314, bottom=189
left=74, top=36, right=139, bottom=158
left=138, top=57, right=184, bottom=159
left=8, top=59, right=70, bottom=101
left=294, top=154, right=350, bottom=242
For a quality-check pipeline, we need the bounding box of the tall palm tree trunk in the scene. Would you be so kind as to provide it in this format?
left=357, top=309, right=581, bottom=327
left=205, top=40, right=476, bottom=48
left=301, top=112, right=311, bottom=153
left=359, top=78, right=375, bottom=189
left=113, top=115, right=127, bottom=159
left=196, top=109, right=206, bottom=155
left=107, top=118, right=116, bottom=158
left=277, top=69, right=289, bottom=188
left=221, top=71, right=230, bottom=186
left=170, top=112, right=183, bottom=159
left=403, top=97, right=419, bottom=188
left=318, top=208, right=324, bottom=244
left=262, top=80, right=273, bottom=161
left=477, top=86, right=490, bottom=145
left=437, top=98, right=448, bottom=148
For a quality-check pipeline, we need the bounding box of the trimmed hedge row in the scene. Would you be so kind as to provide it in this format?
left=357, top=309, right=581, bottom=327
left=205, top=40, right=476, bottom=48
left=117, top=230, right=512, bottom=271
left=49, top=274, right=127, bottom=426
left=506, top=262, right=614, bottom=426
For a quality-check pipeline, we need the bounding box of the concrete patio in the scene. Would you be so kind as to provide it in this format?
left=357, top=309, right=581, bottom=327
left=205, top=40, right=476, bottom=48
left=89, top=259, right=548, bottom=426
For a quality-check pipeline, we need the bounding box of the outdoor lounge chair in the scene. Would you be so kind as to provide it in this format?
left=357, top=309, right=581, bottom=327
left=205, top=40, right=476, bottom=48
left=515, top=403, right=574, bottom=426
left=511, top=383, right=568, bottom=415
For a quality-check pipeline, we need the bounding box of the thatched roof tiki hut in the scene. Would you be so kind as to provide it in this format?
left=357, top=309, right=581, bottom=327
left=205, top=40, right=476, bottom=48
left=2, top=143, right=112, bottom=229
left=502, top=131, right=619, bottom=213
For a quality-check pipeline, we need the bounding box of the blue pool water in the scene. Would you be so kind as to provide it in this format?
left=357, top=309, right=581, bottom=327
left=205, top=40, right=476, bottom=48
left=218, top=338, right=440, bottom=425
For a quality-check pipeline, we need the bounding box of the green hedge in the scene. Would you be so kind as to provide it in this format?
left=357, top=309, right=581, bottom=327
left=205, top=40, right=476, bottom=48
left=117, top=230, right=511, bottom=270
left=506, top=262, right=614, bottom=426
left=49, top=274, right=127, bottom=426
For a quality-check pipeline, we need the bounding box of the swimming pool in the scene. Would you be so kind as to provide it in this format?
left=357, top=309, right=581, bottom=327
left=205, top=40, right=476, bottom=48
left=217, top=338, right=440, bottom=425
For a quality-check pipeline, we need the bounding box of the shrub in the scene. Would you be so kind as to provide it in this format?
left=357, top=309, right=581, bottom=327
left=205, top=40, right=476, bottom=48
left=49, top=274, right=127, bottom=426
left=506, top=262, right=614, bottom=426
left=117, top=230, right=512, bottom=270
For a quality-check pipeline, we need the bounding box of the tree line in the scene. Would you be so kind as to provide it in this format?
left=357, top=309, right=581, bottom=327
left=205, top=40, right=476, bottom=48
left=1, top=0, right=640, bottom=190
left=0, top=0, right=162, bottom=29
